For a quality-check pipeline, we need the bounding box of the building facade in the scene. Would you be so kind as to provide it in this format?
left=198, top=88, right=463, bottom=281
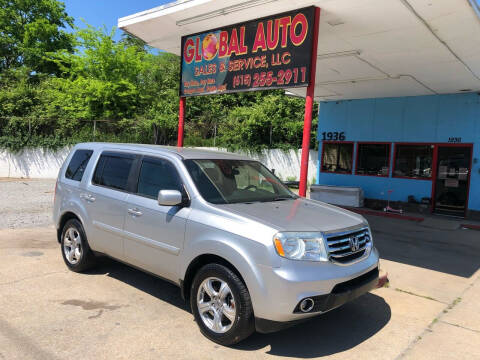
left=316, top=92, right=480, bottom=217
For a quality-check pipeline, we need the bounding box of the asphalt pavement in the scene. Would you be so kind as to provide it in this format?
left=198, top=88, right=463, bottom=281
left=0, top=179, right=479, bottom=359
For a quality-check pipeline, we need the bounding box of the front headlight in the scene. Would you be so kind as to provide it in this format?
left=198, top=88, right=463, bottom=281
left=367, top=225, right=374, bottom=243
left=366, top=225, right=374, bottom=255
left=273, top=232, right=328, bottom=262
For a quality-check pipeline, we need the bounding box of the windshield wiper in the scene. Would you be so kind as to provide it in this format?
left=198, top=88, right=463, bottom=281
left=271, top=196, right=294, bottom=202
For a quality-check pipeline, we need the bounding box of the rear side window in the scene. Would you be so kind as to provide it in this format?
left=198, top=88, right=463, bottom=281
left=93, top=153, right=134, bottom=191
left=65, top=149, right=93, bottom=181
left=137, top=158, right=183, bottom=199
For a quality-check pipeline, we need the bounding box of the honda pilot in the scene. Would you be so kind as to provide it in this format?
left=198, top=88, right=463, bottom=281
left=53, top=143, right=384, bottom=345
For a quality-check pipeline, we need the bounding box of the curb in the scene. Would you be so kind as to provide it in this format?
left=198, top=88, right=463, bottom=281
left=461, top=223, right=480, bottom=231
left=343, top=207, right=425, bottom=222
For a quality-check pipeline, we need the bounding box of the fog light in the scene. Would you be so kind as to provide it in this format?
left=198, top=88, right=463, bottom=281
left=299, top=298, right=314, bottom=313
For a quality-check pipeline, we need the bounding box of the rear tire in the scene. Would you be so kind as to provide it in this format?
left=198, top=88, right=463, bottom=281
left=190, top=263, right=255, bottom=346
left=60, top=219, right=96, bottom=272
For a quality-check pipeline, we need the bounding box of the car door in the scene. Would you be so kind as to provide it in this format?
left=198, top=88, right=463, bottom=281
left=123, top=155, right=191, bottom=282
left=83, top=151, right=137, bottom=260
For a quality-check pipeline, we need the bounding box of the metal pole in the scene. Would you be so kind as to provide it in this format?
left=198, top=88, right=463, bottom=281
left=177, top=97, right=186, bottom=147
left=93, top=120, right=96, bottom=140
left=299, top=7, right=320, bottom=197
left=213, top=123, right=217, bottom=147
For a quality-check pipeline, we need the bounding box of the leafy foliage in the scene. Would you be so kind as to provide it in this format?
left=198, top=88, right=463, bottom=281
left=0, top=0, right=74, bottom=75
left=0, top=0, right=318, bottom=152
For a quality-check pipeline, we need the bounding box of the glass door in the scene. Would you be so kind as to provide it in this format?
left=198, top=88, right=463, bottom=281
left=433, top=145, right=472, bottom=217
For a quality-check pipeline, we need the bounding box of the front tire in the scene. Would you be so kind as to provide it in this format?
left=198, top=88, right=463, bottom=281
left=60, top=219, right=96, bottom=272
left=190, top=263, right=255, bottom=346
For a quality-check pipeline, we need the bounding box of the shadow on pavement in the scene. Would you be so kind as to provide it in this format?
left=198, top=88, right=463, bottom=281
left=86, top=257, right=188, bottom=311
left=86, top=257, right=391, bottom=358
left=367, top=216, right=480, bottom=278
left=234, top=293, right=390, bottom=358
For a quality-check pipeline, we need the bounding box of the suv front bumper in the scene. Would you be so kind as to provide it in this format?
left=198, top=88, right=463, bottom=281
left=251, top=247, right=380, bottom=325
left=255, top=266, right=382, bottom=333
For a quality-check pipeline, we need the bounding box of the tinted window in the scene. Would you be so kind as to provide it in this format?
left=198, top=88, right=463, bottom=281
left=322, top=142, right=353, bottom=173
left=65, top=149, right=93, bottom=181
left=394, top=144, right=433, bottom=179
left=137, top=158, right=182, bottom=199
left=93, top=154, right=134, bottom=191
left=356, top=144, right=390, bottom=176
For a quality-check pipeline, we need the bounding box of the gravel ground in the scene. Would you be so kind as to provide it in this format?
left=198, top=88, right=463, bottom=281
left=0, top=178, right=56, bottom=229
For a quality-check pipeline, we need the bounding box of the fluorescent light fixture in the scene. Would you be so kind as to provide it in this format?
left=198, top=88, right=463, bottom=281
left=284, top=90, right=304, bottom=98
left=176, top=0, right=279, bottom=26
left=317, top=50, right=361, bottom=59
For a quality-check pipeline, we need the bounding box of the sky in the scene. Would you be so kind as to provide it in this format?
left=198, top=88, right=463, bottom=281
left=62, top=0, right=173, bottom=40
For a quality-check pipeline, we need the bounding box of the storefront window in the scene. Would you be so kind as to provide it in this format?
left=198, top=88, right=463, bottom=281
left=393, top=144, right=433, bottom=179
left=356, top=143, right=390, bottom=177
left=321, top=142, right=353, bottom=174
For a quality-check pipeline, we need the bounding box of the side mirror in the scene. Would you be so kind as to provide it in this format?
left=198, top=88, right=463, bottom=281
left=158, top=190, right=183, bottom=206
left=271, top=168, right=276, bottom=175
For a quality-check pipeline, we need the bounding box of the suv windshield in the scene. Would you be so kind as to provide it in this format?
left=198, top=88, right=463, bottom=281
left=184, top=159, right=297, bottom=204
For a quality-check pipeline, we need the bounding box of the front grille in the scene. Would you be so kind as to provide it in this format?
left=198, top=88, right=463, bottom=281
left=325, top=227, right=371, bottom=264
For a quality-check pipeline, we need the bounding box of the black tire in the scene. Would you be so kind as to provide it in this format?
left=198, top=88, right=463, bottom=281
left=60, top=219, right=96, bottom=272
left=190, top=263, right=255, bottom=346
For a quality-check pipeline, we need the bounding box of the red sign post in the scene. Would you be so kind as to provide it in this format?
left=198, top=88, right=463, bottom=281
left=299, top=7, right=320, bottom=197
left=177, top=96, right=186, bottom=147
left=177, top=6, right=320, bottom=197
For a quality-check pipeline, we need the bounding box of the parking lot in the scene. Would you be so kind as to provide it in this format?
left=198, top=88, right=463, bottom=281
left=0, top=179, right=479, bottom=359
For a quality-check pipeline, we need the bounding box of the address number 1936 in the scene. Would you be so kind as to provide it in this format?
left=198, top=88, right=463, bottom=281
left=322, top=131, right=346, bottom=141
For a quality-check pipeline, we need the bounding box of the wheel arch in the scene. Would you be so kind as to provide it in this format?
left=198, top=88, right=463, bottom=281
left=181, top=254, right=248, bottom=307
left=56, top=211, right=83, bottom=243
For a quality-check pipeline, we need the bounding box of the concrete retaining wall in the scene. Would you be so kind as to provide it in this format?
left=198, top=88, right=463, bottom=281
left=0, top=147, right=318, bottom=182
left=0, top=148, right=71, bottom=179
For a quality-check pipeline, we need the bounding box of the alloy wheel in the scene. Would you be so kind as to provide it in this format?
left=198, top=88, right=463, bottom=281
left=197, top=277, right=236, bottom=333
left=63, top=227, right=82, bottom=265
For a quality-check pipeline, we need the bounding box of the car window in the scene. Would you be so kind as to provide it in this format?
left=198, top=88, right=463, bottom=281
left=92, top=153, right=134, bottom=191
left=65, top=149, right=93, bottom=181
left=184, top=159, right=295, bottom=204
left=137, top=158, right=183, bottom=199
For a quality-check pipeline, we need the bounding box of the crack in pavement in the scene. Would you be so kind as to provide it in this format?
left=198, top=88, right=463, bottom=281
left=393, top=288, right=447, bottom=304
left=395, top=276, right=478, bottom=359
left=439, top=320, right=480, bottom=334
left=0, top=270, right=68, bottom=286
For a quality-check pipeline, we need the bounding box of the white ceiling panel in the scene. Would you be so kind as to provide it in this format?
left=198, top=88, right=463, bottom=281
left=318, top=0, right=420, bottom=36
left=407, top=61, right=480, bottom=93
left=316, top=54, right=385, bottom=82
left=287, top=86, right=339, bottom=99
left=464, top=53, right=480, bottom=76
left=317, top=26, right=356, bottom=54
left=322, top=76, right=432, bottom=100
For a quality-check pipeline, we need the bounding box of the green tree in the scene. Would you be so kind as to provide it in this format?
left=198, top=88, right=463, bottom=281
left=0, top=17, right=319, bottom=152
left=39, top=25, right=182, bottom=143
left=216, top=91, right=318, bottom=151
left=0, top=0, right=74, bottom=75
left=45, top=25, right=147, bottom=121
left=119, top=32, right=147, bottom=53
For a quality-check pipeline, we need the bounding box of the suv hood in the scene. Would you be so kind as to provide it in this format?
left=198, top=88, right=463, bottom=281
left=217, top=197, right=366, bottom=233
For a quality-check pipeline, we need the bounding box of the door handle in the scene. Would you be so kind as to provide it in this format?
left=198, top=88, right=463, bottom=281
left=80, top=193, right=96, bottom=203
left=128, top=208, right=143, bottom=217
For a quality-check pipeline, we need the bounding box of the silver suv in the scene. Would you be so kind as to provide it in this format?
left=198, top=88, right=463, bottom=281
left=54, top=143, right=382, bottom=345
